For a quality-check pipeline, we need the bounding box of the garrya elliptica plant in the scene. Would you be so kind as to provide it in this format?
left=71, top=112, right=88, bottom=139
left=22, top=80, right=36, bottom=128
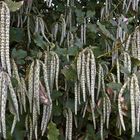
left=0, top=0, right=140, bottom=140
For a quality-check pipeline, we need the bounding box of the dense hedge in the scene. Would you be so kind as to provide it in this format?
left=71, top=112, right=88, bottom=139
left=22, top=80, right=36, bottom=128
left=0, top=0, right=140, bottom=140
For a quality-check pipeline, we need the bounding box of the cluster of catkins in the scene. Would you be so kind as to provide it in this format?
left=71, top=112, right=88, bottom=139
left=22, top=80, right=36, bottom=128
left=0, top=1, right=19, bottom=139
left=1, top=0, right=140, bottom=140
left=0, top=1, right=60, bottom=139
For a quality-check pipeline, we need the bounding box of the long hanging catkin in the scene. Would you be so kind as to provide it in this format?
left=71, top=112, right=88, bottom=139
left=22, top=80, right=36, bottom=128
left=0, top=2, right=7, bottom=71
left=0, top=1, right=11, bottom=76
left=33, top=59, right=40, bottom=114
left=130, top=75, right=136, bottom=137
left=1, top=72, right=8, bottom=139
left=28, top=61, right=34, bottom=113
left=118, top=78, right=130, bottom=131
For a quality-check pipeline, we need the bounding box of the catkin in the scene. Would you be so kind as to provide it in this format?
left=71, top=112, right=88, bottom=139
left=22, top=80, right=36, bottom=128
left=106, top=95, right=111, bottom=129
left=41, top=62, right=51, bottom=102
left=90, top=101, right=96, bottom=129
left=81, top=25, right=84, bottom=45
left=83, top=18, right=86, bottom=45
left=11, top=59, right=21, bottom=85
left=97, top=64, right=102, bottom=100
left=34, top=124, right=38, bottom=140
left=54, top=53, right=59, bottom=91
left=32, top=102, right=37, bottom=130
left=4, top=3, right=11, bottom=76
left=101, top=66, right=106, bottom=93
left=125, top=35, right=131, bottom=51
left=21, top=77, right=27, bottom=112
left=42, top=105, right=52, bottom=135
left=81, top=52, right=86, bottom=102
left=82, top=101, right=88, bottom=118
left=65, top=110, right=69, bottom=140
left=118, top=78, right=129, bottom=131
left=0, top=2, right=6, bottom=71
left=33, top=60, right=40, bottom=114
left=0, top=72, right=2, bottom=133
left=132, top=32, right=137, bottom=58
left=130, top=76, right=136, bottom=137
left=116, top=58, right=120, bottom=83
left=74, top=81, right=78, bottom=115
left=28, top=61, right=34, bottom=113
left=77, top=82, right=81, bottom=105
left=132, top=74, right=140, bottom=132
left=1, top=72, right=7, bottom=139
left=136, top=28, right=140, bottom=60
left=53, top=22, right=58, bottom=40
left=65, top=108, right=73, bottom=140
left=77, top=52, right=82, bottom=80
left=7, top=74, right=19, bottom=120
left=103, top=97, right=106, bottom=123
left=0, top=1, right=11, bottom=75
left=29, top=117, right=33, bottom=140
left=27, top=16, right=31, bottom=47
left=39, top=17, right=50, bottom=44
left=100, top=114, right=104, bottom=140
left=60, top=16, right=66, bottom=46
left=11, top=116, right=17, bottom=134
left=90, top=49, right=96, bottom=126
left=86, top=51, right=91, bottom=94
left=50, top=55, right=55, bottom=91
left=68, top=108, right=73, bottom=140
left=41, top=106, right=47, bottom=130
left=40, top=61, right=52, bottom=135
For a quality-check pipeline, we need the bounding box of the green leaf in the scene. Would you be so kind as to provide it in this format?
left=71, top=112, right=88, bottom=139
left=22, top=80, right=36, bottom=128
left=10, top=27, right=24, bottom=42
left=131, top=57, right=140, bottom=67
left=61, top=65, right=77, bottom=81
left=12, top=49, right=27, bottom=64
left=33, top=33, right=47, bottom=49
left=51, top=90, right=63, bottom=101
left=107, top=82, right=122, bottom=91
left=87, top=23, right=97, bottom=33
left=5, top=0, right=23, bottom=12
left=86, top=10, right=95, bottom=17
left=74, top=38, right=83, bottom=48
left=55, top=48, right=67, bottom=56
left=65, top=99, right=75, bottom=112
left=47, top=122, right=60, bottom=140
left=133, top=132, right=140, bottom=140
left=97, top=21, right=115, bottom=41
left=12, top=49, right=27, bottom=59
left=67, top=47, right=78, bottom=56
left=52, top=104, right=62, bottom=116
left=29, top=49, right=43, bottom=59
left=12, top=121, right=25, bottom=140
left=75, top=9, right=85, bottom=24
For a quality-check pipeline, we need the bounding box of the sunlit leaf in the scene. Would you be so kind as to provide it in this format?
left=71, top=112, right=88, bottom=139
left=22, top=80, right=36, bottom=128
left=47, top=122, right=60, bottom=140
left=5, top=0, right=23, bottom=12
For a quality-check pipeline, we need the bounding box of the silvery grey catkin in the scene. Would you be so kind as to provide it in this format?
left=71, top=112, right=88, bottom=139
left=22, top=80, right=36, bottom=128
left=0, top=1, right=11, bottom=76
